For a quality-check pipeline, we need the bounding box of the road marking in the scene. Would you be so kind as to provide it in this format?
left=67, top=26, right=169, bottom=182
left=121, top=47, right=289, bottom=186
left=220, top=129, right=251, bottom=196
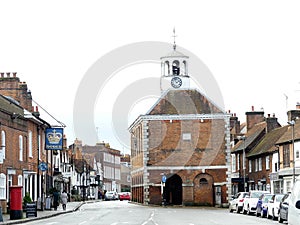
left=78, top=221, right=87, bottom=225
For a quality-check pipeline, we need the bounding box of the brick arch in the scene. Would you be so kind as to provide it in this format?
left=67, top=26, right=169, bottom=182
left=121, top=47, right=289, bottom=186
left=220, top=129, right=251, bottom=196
left=164, top=174, right=182, bottom=205
left=193, top=173, right=214, bottom=206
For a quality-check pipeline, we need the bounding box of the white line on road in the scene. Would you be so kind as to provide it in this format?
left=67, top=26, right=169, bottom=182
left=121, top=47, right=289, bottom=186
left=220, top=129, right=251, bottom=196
left=78, top=221, right=87, bottom=225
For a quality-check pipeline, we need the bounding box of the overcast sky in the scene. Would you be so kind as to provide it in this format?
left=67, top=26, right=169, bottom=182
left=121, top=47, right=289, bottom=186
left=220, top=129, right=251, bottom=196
left=1, top=0, right=300, bottom=153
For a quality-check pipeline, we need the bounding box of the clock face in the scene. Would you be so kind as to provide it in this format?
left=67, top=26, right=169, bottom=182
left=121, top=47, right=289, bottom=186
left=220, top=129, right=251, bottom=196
left=171, top=76, right=182, bottom=88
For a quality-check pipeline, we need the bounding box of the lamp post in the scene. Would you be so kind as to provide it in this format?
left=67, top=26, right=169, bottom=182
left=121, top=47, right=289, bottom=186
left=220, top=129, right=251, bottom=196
left=288, top=120, right=295, bottom=184
left=238, top=136, right=247, bottom=192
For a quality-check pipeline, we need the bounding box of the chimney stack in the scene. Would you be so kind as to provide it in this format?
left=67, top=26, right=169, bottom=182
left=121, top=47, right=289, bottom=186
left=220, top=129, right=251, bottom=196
left=266, top=113, right=279, bottom=133
left=287, top=104, right=300, bottom=121
left=246, top=106, right=264, bottom=130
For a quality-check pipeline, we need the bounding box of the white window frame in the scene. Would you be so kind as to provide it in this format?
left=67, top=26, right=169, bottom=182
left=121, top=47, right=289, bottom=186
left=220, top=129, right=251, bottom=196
left=1, top=131, right=5, bottom=160
left=28, top=131, right=33, bottom=158
left=231, top=154, right=236, bottom=172
left=259, top=158, right=262, bottom=171
left=255, top=158, right=258, bottom=172
left=0, top=173, right=6, bottom=200
left=19, top=135, right=23, bottom=161
left=249, top=159, right=252, bottom=172
left=266, top=156, right=270, bottom=170
left=18, top=175, right=23, bottom=186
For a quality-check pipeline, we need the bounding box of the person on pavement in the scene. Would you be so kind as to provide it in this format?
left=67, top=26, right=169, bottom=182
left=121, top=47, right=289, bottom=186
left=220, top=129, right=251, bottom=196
left=61, top=190, right=68, bottom=210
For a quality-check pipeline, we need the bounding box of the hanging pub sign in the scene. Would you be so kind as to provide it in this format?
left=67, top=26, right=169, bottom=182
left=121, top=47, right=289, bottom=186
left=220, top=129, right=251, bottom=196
left=45, top=128, right=63, bottom=150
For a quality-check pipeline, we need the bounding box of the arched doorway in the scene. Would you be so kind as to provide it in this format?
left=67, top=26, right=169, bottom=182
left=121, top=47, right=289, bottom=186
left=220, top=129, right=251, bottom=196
left=193, top=173, right=214, bottom=206
left=164, top=174, right=182, bottom=205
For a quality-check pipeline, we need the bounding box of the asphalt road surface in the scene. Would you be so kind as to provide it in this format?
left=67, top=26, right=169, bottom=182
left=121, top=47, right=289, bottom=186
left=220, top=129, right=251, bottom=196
left=23, top=201, right=282, bottom=225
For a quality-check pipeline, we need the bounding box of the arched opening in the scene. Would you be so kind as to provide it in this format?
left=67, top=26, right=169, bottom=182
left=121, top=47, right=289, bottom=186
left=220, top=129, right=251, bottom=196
left=164, top=174, right=182, bottom=205
left=193, top=173, right=214, bottom=206
left=183, top=60, right=188, bottom=75
left=164, top=61, right=170, bottom=75
left=172, top=60, right=180, bottom=75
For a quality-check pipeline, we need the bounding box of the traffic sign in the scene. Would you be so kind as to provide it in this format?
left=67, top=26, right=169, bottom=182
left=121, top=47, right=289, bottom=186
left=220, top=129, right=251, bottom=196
left=162, top=175, right=167, bottom=183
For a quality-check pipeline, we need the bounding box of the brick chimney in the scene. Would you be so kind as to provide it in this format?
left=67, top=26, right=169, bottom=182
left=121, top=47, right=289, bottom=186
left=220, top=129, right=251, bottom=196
left=266, top=113, right=280, bottom=133
left=287, top=103, right=300, bottom=121
left=230, top=112, right=241, bottom=134
left=246, top=106, right=265, bottom=130
left=0, top=73, right=33, bottom=111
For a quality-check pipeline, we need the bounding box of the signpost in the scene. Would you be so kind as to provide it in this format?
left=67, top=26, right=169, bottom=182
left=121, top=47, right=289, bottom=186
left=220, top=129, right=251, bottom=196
left=25, top=203, right=37, bottom=218
left=161, top=175, right=167, bottom=206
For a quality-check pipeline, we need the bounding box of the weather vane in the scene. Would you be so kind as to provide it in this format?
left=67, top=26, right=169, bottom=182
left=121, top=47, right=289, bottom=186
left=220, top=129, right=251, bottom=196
left=172, top=27, right=177, bottom=50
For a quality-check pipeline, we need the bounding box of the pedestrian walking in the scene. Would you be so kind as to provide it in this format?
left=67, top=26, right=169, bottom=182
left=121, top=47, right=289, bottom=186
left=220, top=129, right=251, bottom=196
left=61, top=190, right=68, bottom=210
left=52, top=188, right=60, bottom=211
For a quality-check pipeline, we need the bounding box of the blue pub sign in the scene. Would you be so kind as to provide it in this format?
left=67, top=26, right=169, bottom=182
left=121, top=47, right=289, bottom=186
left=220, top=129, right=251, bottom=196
left=45, top=128, right=63, bottom=150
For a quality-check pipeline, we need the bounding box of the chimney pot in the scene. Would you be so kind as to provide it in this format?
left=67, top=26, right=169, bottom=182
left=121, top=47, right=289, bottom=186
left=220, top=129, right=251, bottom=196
left=268, top=114, right=270, bottom=118
left=36, top=106, right=39, bottom=112
left=6, top=72, right=10, bottom=77
left=252, top=106, right=254, bottom=111
left=1, top=73, right=4, bottom=78
left=296, top=102, right=300, bottom=110
left=13, top=72, right=17, bottom=77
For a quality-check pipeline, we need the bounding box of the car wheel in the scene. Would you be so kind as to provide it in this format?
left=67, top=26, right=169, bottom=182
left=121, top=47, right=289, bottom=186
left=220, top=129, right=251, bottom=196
left=236, top=205, right=240, bottom=213
left=267, top=209, right=271, bottom=219
left=272, top=209, right=276, bottom=220
left=242, top=206, right=247, bottom=214
left=247, top=205, right=251, bottom=215
left=260, top=210, right=264, bottom=218
left=278, top=211, right=283, bottom=223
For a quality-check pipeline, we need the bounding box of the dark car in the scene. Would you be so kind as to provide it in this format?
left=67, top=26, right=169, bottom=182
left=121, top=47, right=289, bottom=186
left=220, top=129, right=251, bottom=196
left=278, top=193, right=290, bottom=223
left=256, top=193, right=273, bottom=218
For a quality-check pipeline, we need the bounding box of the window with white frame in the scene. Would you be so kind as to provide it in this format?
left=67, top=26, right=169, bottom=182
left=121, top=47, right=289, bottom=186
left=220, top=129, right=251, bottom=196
left=18, top=175, right=22, bottom=186
left=232, top=154, right=236, bottom=172
left=255, top=158, right=258, bottom=172
left=1, top=131, right=5, bottom=159
left=0, top=173, right=6, bottom=199
left=259, top=158, right=262, bottom=171
left=28, top=131, right=33, bottom=158
left=266, top=156, right=270, bottom=170
left=249, top=159, right=252, bottom=172
left=115, top=168, right=120, bottom=180
left=19, top=135, right=23, bottom=161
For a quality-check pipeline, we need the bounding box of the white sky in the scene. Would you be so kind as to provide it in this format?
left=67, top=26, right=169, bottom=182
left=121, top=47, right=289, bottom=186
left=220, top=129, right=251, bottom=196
left=1, top=0, right=300, bottom=154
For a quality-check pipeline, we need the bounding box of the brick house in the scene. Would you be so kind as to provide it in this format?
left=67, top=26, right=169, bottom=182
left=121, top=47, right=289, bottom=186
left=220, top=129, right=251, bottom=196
left=0, top=72, right=52, bottom=212
left=231, top=107, right=283, bottom=195
left=275, top=106, right=300, bottom=193
left=129, top=46, right=231, bottom=206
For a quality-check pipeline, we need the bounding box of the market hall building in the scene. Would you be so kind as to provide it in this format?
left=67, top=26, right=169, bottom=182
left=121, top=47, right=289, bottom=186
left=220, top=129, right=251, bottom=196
left=129, top=44, right=231, bottom=206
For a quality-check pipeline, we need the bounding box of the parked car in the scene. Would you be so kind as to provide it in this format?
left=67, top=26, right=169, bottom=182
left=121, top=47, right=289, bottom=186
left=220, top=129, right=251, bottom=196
left=266, top=193, right=285, bottom=220
left=278, top=193, right=290, bottom=223
left=229, top=192, right=249, bottom=213
left=118, top=192, right=131, bottom=201
left=104, top=191, right=119, bottom=200
left=256, top=193, right=273, bottom=218
left=243, top=190, right=270, bottom=215
left=288, top=175, right=300, bottom=225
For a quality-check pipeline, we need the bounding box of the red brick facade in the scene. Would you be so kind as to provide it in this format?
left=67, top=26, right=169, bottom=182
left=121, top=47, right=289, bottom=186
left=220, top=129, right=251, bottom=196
left=130, top=90, right=231, bottom=206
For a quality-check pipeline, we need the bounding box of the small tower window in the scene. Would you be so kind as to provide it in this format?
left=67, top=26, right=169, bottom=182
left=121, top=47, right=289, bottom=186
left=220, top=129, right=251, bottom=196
left=172, top=60, right=180, bottom=75
left=164, top=61, right=170, bottom=75
left=183, top=60, right=188, bottom=75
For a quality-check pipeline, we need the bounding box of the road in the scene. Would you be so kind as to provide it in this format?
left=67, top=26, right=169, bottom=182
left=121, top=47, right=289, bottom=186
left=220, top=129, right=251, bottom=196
left=23, top=201, right=282, bottom=225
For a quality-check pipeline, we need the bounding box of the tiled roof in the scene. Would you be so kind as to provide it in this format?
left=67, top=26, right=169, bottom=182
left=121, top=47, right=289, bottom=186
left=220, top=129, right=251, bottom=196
left=276, top=119, right=300, bottom=144
left=147, top=89, right=224, bottom=115
left=247, top=126, right=288, bottom=157
left=232, top=122, right=266, bottom=153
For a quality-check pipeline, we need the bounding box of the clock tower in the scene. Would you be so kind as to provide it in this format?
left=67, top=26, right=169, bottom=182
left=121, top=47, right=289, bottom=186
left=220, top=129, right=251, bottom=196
left=160, top=33, right=190, bottom=92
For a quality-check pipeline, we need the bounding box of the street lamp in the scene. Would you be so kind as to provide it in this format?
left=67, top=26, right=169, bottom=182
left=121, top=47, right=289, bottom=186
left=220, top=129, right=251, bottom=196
left=238, top=136, right=247, bottom=192
left=288, top=120, right=295, bottom=184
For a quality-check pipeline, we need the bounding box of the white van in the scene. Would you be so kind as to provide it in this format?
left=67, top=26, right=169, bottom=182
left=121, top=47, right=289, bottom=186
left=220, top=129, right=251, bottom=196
left=288, top=175, right=300, bottom=225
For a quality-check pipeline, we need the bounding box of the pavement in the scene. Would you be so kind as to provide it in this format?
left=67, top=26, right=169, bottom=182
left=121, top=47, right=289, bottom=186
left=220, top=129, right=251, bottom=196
left=0, top=201, right=87, bottom=225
